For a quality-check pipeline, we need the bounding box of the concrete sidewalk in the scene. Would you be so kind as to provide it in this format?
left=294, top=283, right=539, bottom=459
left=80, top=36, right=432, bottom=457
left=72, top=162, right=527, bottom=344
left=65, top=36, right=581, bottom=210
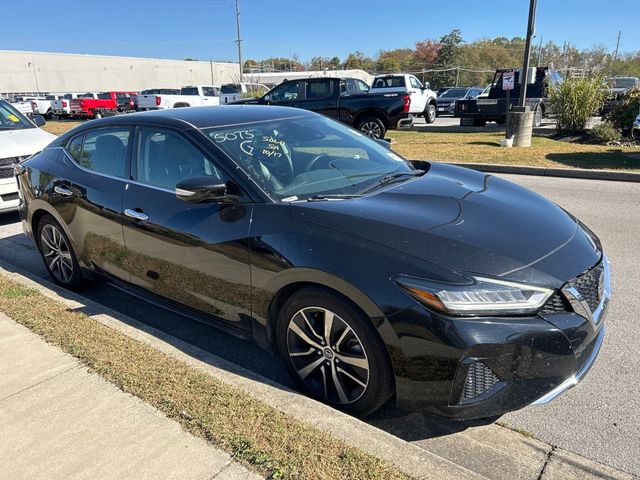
left=0, top=261, right=637, bottom=480
left=0, top=313, right=261, bottom=480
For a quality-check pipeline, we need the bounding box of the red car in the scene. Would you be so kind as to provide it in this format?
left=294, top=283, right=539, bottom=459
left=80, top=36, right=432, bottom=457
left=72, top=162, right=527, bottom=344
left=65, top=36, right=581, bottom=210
left=70, top=91, right=137, bottom=119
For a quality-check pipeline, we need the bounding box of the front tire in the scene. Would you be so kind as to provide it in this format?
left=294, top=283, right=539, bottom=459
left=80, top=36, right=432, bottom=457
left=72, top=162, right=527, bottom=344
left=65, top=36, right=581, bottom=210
left=425, top=103, right=437, bottom=124
left=36, top=214, right=85, bottom=289
left=356, top=116, right=386, bottom=139
left=93, top=110, right=103, bottom=119
left=276, top=287, right=394, bottom=416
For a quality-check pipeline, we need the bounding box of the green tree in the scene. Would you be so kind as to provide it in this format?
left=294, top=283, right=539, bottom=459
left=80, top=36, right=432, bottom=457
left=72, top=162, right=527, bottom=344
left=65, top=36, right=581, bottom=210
left=343, top=51, right=375, bottom=71
left=429, top=29, right=464, bottom=88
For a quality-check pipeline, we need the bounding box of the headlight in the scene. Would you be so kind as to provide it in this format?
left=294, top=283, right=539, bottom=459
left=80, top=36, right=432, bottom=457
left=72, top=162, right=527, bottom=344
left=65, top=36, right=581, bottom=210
left=396, top=275, right=553, bottom=316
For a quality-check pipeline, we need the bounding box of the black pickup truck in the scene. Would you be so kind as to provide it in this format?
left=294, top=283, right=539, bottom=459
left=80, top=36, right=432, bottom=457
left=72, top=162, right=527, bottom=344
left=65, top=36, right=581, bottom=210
left=456, top=67, right=562, bottom=127
left=233, top=77, right=413, bottom=138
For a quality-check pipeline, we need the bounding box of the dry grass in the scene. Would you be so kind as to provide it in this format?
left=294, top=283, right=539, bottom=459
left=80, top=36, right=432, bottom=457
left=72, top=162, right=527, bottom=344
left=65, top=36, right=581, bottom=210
left=0, top=276, right=408, bottom=480
left=389, top=131, right=640, bottom=171
left=42, top=120, right=83, bottom=136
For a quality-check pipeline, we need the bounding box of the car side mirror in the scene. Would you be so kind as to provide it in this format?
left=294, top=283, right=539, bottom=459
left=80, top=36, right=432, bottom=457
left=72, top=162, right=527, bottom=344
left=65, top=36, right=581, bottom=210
left=175, top=177, right=240, bottom=204
left=32, top=115, right=46, bottom=127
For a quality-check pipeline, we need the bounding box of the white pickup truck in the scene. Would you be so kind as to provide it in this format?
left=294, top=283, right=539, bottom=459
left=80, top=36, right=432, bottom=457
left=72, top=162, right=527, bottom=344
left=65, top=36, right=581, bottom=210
left=137, top=85, right=220, bottom=110
left=30, top=95, right=66, bottom=118
left=51, top=93, right=97, bottom=118
left=370, top=74, right=438, bottom=123
left=219, top=83, right=269, bottom=104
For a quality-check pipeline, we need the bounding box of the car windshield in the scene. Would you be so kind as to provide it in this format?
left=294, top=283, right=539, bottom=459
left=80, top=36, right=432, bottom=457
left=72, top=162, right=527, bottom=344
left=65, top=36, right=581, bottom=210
left=0, top=101, right=33, bottom=130
left=439, top=88, right=468, bottom=98
left=203, top=115, right=415, bottom=201
left=612, top=78, right=637, bottom=89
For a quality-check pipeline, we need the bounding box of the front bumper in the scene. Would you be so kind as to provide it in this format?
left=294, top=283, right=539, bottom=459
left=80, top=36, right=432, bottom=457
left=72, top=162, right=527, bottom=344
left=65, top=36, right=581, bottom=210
left=391, top=256, right=610, bottom=420
left=0, top=178, right=19, bottom=213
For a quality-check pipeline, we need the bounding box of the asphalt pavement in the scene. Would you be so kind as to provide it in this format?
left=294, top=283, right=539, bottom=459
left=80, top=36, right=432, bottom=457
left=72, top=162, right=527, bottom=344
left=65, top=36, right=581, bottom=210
left=0, top=173, right=638, bottom=476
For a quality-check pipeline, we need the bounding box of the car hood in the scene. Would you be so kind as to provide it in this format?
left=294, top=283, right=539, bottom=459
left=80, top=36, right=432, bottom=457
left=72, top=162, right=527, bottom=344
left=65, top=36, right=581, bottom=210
left=291, top=163, right=600, bottom=287
left=0, top=128, right=57, bottom=158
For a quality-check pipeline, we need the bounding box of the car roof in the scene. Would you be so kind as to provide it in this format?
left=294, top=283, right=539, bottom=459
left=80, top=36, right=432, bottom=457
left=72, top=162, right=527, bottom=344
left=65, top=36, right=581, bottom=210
left=52, top=105, right=318, bottom=144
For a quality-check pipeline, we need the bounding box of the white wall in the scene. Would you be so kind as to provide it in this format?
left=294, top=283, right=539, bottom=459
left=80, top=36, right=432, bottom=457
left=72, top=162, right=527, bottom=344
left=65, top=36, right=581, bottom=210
left=0, top=50, right=241, bottom=94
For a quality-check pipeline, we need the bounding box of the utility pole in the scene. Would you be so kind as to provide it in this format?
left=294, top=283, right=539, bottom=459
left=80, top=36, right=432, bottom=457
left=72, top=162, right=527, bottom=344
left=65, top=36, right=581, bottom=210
left=537, top=35, right=543, bottom=67
left=613, top=30, right=621, bottom=61
left=234, top=0, right=243, bottom=80
left=518, top=0, right=537, bottom=107
left=455, top=66, right=460, bottom=87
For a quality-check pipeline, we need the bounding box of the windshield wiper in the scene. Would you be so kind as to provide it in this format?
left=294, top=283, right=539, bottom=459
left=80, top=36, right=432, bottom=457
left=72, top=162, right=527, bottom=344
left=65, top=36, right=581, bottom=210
left=306, top=193, right=362, bottom=202
left=356, top=169, right=425, bottom=195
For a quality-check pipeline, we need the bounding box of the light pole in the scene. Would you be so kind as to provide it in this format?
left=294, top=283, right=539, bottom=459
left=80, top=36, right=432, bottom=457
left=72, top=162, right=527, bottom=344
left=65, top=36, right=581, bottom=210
left=518, top=0, right=538, bottom=107
left=28, top=62, right=41, bottom=96
left=235, top=0, right=243, bottom=80
left=507, top=0, right=538, bottom=147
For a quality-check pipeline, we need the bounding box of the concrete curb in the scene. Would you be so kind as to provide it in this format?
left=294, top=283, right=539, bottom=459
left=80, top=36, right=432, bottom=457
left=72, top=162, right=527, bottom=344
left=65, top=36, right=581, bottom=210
left=0, top=259, right=636, bottom=480
left=445, top=162, right=640, bottom=182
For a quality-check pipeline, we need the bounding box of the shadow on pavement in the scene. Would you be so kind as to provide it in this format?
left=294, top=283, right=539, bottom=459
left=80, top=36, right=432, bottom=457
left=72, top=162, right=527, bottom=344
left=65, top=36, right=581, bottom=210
left=0, top=228, right=492, bottom=443
left=545, top=151, right=640, bottom=171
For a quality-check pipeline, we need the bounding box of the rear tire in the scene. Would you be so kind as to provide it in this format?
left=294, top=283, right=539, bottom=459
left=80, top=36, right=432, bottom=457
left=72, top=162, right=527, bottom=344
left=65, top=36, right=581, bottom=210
left=93, top=111, right=103, bottom=119
left=276, top=287, right=395, bottom=417
left=356, top=116, right=386, bottom=139
left=36, top=214, right=86, bottom=290
left=533, top=106, right=543, bottom=128
left=425, top=103, right=437, bottom=124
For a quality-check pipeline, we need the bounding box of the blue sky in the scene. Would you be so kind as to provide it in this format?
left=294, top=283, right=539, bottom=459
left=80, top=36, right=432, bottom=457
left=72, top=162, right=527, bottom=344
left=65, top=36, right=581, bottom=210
left=3, top=0, right=637, bottom=62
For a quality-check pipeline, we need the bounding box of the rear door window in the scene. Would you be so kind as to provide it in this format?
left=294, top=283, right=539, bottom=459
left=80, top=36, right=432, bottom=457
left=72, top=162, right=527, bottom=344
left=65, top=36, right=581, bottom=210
left=69, top=127, right=132, bottom=177
left=305, top=81, right=332, bottom=100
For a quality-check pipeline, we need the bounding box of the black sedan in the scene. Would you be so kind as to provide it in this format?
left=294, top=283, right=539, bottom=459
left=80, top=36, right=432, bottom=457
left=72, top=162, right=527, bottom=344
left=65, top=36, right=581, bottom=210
left=16, top=106, right=610, bottom=418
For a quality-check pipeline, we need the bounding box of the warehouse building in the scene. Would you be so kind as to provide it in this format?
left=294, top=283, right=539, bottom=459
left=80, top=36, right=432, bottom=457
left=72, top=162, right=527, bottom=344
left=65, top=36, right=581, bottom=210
left=0, top=50, right=240, bottom=95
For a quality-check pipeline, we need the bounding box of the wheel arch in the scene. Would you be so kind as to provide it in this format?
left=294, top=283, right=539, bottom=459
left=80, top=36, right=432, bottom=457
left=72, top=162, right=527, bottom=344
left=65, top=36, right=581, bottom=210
left=263, top=268, right=386, bottom=344
left=352, top=109, right=389, bottom=129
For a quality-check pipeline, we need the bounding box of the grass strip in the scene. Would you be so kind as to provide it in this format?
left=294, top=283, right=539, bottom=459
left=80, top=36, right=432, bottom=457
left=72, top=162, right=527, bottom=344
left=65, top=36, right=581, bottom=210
left=390, top=131, right=640, bottom=171
left=0, top=276, right=408, bottom=480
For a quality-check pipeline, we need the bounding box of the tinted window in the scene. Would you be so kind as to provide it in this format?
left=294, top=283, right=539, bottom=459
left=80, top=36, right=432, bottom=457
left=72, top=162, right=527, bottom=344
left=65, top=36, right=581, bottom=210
left=202, top=86, right=218, bottom=97
left=136, top=128, right=226, bottom=190
left=180, top=87, right=198, bottom=96
left=97, top=93, right=111, bottom=100
left=73, top=128, right=131, bottom=177
left=270, top=81, right=301, bottom=102
left=410, top=76, right=423, bottom=89
left=306, top=81, right=332, bottom=99
left=221, top=84, right=241, bottom=94
left=79, top=93, right=94, bottom=98
left=372, top=76, right=405, bottom=88
left=67, top=135, right=83, bottom=161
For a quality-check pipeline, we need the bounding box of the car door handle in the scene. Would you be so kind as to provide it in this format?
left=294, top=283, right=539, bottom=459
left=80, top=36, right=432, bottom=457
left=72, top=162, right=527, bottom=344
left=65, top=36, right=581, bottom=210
left=124, top=208, right=149, bottom=221
left=54, top=185, right=73, bottom=196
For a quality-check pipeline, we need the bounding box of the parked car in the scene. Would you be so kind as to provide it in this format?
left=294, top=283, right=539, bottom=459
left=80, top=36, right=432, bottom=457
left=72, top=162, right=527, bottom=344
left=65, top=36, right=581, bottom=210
left=633, top=113, right=640, bottom=140
left=9, top=100, right=34, bottom=117
left=30, top=95, right=66, bottom=119
left=602, top=77, right=640, bottom=116
left=437, top=87, right=484, bottom=116
left=220, top=83, right=269, bottom=104
left=456, top=67, right=561, bottom=127
left=70, top=91, right=137, bottom=119
left=17, top=106, right=609, bottom=418
left=140, top=88, right=180, bottom=95
left=235, top=77, right=412, bottom=138
left=51, top=93, right=97, bottom=119
left=0, top=99, right=55, bottom=213
left=137, top=85, right=220, bottom=111
left=370, top=74, right=438, bottom=123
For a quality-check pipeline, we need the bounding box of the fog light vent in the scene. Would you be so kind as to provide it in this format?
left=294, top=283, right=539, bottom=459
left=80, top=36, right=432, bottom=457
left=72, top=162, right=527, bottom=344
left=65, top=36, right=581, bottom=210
left=461, top=362, right=500, bottom=402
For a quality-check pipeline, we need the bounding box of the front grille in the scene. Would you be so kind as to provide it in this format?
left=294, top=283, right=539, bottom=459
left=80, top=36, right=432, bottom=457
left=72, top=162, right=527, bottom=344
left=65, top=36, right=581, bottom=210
left=540, top=292, right=570, bottom=314
left=460, top=361, right=500, bottom=402
left=0, top=192, right=18, bottom=202
left=540, top=260, right=604, bottom=315
left=0, top=157, right=21, bottom=179
left=566, top=263, right=604, bottom=312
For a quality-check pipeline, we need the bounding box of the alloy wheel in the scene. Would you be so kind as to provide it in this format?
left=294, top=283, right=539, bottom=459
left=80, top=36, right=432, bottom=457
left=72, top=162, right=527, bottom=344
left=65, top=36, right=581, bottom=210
left=40, top=224, right=74, bottom=284
left=360, top=122, right=382, bottom=139
left=286, top=306, right=370, bottom=404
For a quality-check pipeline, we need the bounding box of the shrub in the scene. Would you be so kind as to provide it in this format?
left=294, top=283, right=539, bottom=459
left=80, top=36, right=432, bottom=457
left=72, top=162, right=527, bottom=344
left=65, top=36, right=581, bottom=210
left=608, top=86, right=640, bottom=134
left=590, top=121, right=621, bottom=144
left=548, top=76, right=608, bottom=135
